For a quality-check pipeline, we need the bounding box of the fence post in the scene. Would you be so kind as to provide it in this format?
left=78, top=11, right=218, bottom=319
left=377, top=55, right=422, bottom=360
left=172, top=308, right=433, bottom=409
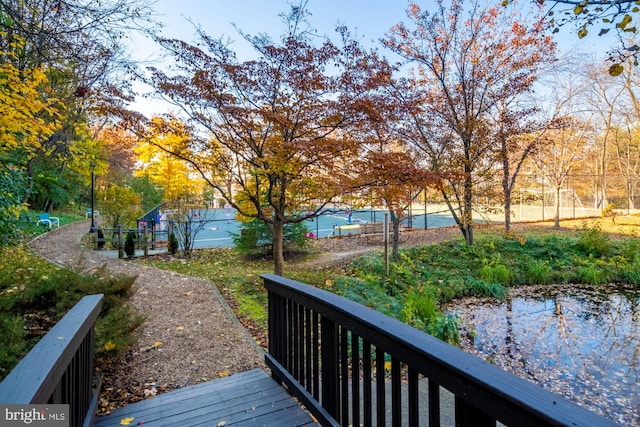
left=143, top=224, right=148, bottom=258
left=117, top=224, right=124, bottom=259
left=384, top=213, right=389, bottom=277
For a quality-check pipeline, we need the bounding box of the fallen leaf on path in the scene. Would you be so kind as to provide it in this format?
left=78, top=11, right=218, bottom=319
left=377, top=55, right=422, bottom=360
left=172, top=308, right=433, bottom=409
left=141, top=341, right=163, bottom=352
left=143, top=388, right=157, bottom=399
left=120, top=417, right=135, bottom=425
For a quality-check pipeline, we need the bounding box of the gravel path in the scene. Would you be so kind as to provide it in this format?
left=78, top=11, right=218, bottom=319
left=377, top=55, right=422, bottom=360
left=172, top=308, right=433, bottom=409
left=26, top=219, right=468, bottom=413
left=28, top=220, right=265, bottom=413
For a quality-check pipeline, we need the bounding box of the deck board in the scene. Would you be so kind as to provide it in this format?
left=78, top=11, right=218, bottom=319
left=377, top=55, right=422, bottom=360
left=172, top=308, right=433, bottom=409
left=94, top=369, right=318, bottom=427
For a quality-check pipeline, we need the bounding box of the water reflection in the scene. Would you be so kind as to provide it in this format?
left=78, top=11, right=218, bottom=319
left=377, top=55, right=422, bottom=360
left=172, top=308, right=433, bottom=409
left=446, top=284, right=640, bottom=425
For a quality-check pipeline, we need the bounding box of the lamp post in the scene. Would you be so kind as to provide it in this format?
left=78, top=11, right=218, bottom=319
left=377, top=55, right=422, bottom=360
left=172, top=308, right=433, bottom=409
left=90, top=163, right=97, bottom=233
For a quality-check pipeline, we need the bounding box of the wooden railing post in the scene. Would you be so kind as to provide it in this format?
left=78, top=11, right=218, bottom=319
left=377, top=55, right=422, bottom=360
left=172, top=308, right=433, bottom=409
left=0, top=294, right=103, bottom=427
left=143, top=224, right=149, bottom=258
left=262, top=274, right=618, bottom=427
left=320, top=316, right=339, bottom=421
left=117, top=224, right=123, bottom=259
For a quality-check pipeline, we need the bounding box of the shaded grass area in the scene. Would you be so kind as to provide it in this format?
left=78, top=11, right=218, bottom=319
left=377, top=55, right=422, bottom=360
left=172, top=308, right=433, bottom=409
left=145, top=220, right=640, bottom=346
left=0, top=244, right=143, bottom=380
left=18, top=211, right=86, bottom=239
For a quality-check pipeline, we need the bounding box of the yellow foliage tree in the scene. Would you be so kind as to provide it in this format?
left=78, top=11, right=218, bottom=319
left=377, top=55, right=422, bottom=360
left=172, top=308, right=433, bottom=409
left=135, top=116, right=203, bottom=202
left=0, top=36, right=57, bottom=161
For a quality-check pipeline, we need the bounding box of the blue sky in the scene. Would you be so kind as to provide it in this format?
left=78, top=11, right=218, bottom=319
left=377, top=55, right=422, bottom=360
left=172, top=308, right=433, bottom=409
left=154, top=1, right=408, bottom=43
left=132, top=0, right=410, bottom=62
left=130, top=0, right=412, bottom=114
left=129, top=0, right=618, bottom=115
left=138, top=0, right=616, bottom=56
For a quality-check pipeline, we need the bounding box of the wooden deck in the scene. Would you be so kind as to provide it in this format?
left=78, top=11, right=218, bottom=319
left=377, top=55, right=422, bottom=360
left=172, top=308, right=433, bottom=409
left=94, top=369, right=318, bottom=427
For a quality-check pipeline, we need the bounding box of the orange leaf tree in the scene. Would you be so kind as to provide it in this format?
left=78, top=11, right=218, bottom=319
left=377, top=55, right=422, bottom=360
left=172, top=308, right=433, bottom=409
left=385, top=0, right=554, bottom=245
left=351, top=87, right=442, bottom=260
left=146, top=6, right=383, bottom=274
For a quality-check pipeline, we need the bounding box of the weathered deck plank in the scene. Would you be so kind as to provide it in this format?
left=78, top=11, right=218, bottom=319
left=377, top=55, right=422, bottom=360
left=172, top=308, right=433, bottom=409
left=94, top=369, right=318, bottom=427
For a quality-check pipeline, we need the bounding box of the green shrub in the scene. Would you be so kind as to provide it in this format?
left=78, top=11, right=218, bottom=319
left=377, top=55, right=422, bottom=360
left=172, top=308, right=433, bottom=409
left=617, top=238, right=640, bottom=262
left=573, top=260, right=609, bottom=285
left=231, top=219, right=310, bottom=257
left=479, top=253, right=511, bottom=285
left=525, top=260, right=553, bottom=285
left=427, top=314, right=459, bottom=345
left=466, top=278, right=506, bottom=299
left=168, top=232, right=179, bottom=254
left=439, top=277, right=467, bottom=302
left=480, top=263, right=511, bottom=285
left=401, top=288, right=460, bottom=344
left=576, top=222, right=611, bottom=257
left=0, top=166, right=28, bottom=245
left=620, top=260, right=640, bottom=285
left=0, top=314, right=27, bottom=378
left=400, top=289, right=438, bottom=330
left=0, top=245, right=141, bottom=379
left=124, top=231, right=136, bottom=258
left=333, top=276, right=402, bottom=318
left=95, top=305, right=144, bottom=357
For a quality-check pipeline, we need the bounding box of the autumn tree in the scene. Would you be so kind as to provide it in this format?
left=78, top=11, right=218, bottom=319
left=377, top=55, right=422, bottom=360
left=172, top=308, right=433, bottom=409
left=0, top=0, right=155, bottom=211
left=357, top=148, right=437, bottom=261
left=95, top=125, right=138, bottom=183
left=135, top=116, right=202, bottom=202
left=531, top=117, right=590, bottom=227
left=351, top=87, right=440, bottom=260
left=582, top=59, right=629, bottom=209
left=385, top=0, right=553, bottom=244
left=490, top=103, right=544, bottom=233
left=487, top=16, right=556, bottom=233
left=0, top=36, right=57, bottom=163
left=584, top=58, right=640, bottom=209
left=0, top=34, right=58, bottom=223
left=611, top=124, right=640, bottom=209
left=99, top=183, right=142, bottom=230
left=146, top=4, right=383, bottom=275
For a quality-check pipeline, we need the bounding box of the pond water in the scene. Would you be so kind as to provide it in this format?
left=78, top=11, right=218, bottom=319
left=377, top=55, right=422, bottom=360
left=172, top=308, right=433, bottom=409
left=445, top=284, right=640, bottom=426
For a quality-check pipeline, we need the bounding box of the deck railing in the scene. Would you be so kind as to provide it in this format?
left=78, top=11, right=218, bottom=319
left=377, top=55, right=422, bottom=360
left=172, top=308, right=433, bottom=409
left=0, top=294, right=103, bottom=427
left=263, top=274, right=617, bottom=427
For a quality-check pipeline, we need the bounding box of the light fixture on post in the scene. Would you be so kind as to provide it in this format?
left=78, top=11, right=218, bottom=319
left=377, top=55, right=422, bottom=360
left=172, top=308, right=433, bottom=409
left=90, top=162, right=97, bottom=233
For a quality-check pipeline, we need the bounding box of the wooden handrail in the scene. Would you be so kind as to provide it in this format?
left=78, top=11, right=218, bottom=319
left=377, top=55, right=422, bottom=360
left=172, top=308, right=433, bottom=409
left=0, top=294, right=103, bottom=427
left=263, top=274, right=618, bottom=427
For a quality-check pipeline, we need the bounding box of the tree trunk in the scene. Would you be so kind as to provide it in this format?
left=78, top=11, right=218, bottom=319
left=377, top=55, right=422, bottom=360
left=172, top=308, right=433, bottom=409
left=554, top=186, right=561, bottom=228
left=504, top=195, right=512, bottom=234
left=503, top=163, right=512, bottom=234
left=463, top=174, right=474, bottom=245
left=272, top=220, right=285, bottom=276
left=389, top=210, right=401, bottom=261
